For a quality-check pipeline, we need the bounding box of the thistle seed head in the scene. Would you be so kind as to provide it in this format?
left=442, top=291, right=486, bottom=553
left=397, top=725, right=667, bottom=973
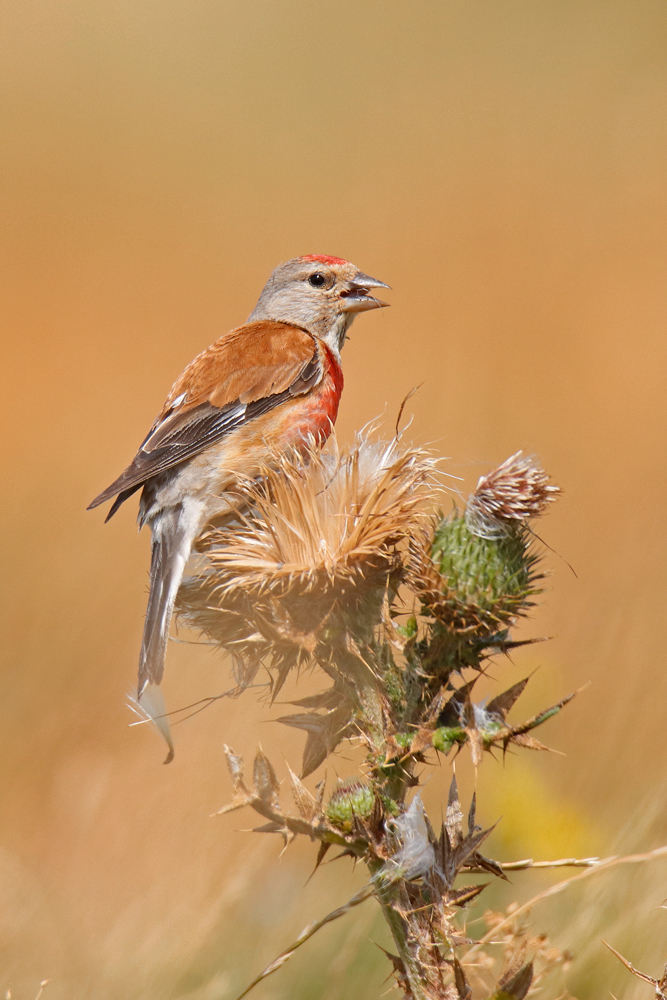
left=197, top=433, right=434, bottom=594
left=176, top=430, right=436, bottom=689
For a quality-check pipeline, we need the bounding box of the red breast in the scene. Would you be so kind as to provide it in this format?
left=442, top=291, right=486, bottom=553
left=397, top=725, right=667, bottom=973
left=265, top=339, right=344, bottom=452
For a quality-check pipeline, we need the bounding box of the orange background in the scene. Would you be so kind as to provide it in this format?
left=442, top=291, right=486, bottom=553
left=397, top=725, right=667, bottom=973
left=2, top=2, right=667, bottom=997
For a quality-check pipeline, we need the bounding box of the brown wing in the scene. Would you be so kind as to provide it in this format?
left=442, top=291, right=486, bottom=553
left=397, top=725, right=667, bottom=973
left=88, top=321, right=320, bottom=517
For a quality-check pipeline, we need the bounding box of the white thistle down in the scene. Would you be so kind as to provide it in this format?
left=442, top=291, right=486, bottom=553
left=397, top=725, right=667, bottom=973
left=378, top=795, right=436, bottom=884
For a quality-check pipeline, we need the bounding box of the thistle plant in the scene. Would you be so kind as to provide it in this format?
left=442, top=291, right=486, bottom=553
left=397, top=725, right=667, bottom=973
left=175, top=430, right=573, bottom=1000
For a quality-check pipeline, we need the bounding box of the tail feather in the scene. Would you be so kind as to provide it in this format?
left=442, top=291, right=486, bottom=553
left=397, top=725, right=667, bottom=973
left=130, top=684, right=175, bottom=764
left=138, top=504, right=198, bottom=696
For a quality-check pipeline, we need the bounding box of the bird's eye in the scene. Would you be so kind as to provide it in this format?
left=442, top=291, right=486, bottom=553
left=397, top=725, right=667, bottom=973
left=308, top=272, right=326, bottom=287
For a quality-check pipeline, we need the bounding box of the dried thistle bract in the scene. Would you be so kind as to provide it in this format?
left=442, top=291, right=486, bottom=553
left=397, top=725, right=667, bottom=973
left=465, top=451, right=560, bottom=539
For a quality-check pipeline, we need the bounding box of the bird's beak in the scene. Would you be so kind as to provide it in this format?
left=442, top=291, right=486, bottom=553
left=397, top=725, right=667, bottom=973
left=340, top=272, right=391, bottom=313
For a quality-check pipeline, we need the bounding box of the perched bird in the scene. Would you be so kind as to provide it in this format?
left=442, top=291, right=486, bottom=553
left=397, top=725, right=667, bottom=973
left=88, top=255, right=389, bottom=713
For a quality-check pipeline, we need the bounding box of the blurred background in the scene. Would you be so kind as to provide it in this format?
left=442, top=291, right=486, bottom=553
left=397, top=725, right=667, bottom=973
left=2, top=1, right=667, bottom=996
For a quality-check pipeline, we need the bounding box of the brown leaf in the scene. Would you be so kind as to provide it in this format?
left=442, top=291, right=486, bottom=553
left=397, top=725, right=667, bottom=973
left=212, top=796, right=253, bottom=817
left=421, top=684, right=451, bottom=727
left=456, top=827, right=495, bottom=871
left=253, top=749, right=280, bottom=810
left=276, top=708, right=351, bottom=778
left=368, top=793, right=386, bottom=841
left=223, top=744, right=249, bottom=796
left=310, top=841, right=331, bottom=876
left=287, top=765, right=317, bottom=822
left=287, top=688, right=342, bottom=710
left=486, top=677, right=530, bottom=720
left=495, top=960, right=534, bottom=999
left=213, top=745, right=254, bottom=815
left=440, top=679, right=479, bottom=728
left=467, top=792, right=477, bottom=835
left=509, top=733, right=557, bottom=752
left=453, top=956, right=473, bottom=1000
left=301, top=732, right=332, bottom=779
left=508, top=691, right=577, bottom=737
left=469, top=852, right=508, bottom=881
left=278, top=830, right=297, bottom=854
left=330, top=848, right=359, bottom=863
left=449, top=883, right=488, bottom=907
left=251, top=821, right=286, bottom=834
left=446, top=774, right=464, bottom=848
left=375, top=943, right=408, bottom=982
left=268, top=654, right=298, bottom=703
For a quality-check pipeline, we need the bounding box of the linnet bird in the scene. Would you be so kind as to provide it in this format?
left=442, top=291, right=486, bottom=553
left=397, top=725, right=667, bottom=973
left=88, top=255, right=389, bottom=751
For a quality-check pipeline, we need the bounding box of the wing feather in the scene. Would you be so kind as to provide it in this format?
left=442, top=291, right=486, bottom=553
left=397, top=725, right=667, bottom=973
left=163, top=321, right=316, bottom=411
left=88, top=321, right=320, bottom=513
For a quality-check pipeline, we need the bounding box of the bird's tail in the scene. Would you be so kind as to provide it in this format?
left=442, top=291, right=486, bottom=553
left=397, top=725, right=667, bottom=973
left=138, top=503, right=195, bottom=697
left=131, top=683, right=175, bottom=764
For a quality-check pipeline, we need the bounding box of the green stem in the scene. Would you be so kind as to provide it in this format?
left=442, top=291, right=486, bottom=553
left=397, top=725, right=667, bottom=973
left=369, top=864, right=433, bottom=1000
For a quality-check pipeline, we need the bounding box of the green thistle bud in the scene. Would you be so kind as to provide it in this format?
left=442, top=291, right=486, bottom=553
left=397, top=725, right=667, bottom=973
left=431, top=513, right=541, bottom=630
left=326, top=780, right=375, bottom=832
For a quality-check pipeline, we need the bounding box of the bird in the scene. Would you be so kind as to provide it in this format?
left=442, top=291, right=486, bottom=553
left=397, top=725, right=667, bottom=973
left=88, top=255, right=390, bottom=728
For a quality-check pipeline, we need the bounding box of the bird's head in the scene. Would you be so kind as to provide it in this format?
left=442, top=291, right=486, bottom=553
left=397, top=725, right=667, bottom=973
left=249, top=255, right=390, bottom=353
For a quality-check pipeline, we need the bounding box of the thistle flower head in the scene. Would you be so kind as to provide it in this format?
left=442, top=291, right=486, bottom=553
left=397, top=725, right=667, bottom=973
left=466, top=451, right=560, bottom=540
left=176, top=430, right=436, bottom=691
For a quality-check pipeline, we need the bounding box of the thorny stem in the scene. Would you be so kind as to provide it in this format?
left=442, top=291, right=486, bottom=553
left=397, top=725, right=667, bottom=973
left=363, top=684, right=448, bottom=999
left=319, top=605, right=389, bottom=751
left=377, top=756, right=415, bottom=806
left=338, top=651, right=386, bottom=750
left=229, top=850, right=667, bottom=1000
left=369, top=863, right=435, bottom=1000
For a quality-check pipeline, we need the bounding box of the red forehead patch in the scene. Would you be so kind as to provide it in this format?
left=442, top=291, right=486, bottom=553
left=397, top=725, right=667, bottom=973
left=300, top=254, right=349, bottom=266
